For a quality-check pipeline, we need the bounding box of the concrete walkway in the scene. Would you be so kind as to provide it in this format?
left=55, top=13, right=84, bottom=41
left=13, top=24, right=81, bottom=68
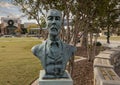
left=98, top=39, right=120, bottom=48
left=31, top=79, right=39, bottom=85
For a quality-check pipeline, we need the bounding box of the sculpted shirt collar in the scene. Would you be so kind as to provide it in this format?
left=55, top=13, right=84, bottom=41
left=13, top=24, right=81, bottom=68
left=46, top=39, right=61, bottom=48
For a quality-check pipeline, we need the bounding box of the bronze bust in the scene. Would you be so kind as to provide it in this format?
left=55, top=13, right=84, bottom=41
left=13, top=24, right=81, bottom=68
left=31, top=9, right=76, bottom=79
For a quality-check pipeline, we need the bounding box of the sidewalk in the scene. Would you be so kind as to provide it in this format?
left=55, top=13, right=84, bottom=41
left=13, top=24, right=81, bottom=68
left=98, top=39, right=120, bottom=48
left=31, top=79, right=38, bottom=85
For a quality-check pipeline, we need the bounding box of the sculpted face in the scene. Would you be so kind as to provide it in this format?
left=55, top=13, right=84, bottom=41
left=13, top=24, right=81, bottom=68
left=46, top=9, right=62, bottom=36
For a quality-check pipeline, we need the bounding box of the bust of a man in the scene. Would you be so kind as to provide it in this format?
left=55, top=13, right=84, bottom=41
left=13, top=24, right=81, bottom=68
left=31, top=9, right=76, bottom=79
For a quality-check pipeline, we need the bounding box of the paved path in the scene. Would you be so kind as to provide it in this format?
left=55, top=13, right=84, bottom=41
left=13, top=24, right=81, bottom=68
left=98, top=39, right=120, bottom=48
left=31, top=79, right=38, bottom=85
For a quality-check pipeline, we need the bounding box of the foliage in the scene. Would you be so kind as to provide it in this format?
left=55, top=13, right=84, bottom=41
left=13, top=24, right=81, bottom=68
left=13, top=0, right=120, bottom=73
left=94, top=41, right=102, bottom=46
left=96, top=0, right=120, bottom=43
left=98, top=36, right=120, bottom=41
left=13, top=0, right=120, bottom=35
left=40, top=16, right=46, bottom=28
left=13, top=0, right=46, bottom=35
left=28, top=24, right=38, bottom=29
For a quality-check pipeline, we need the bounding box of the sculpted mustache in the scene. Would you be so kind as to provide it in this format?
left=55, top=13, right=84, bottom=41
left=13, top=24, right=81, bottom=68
left=49, top=25, right=61, bottom=31
left=50, top=25, right=57, bottom=29
left=51, top=28, right=58, bottom=32
left=50, top=25, right=57, bottom=28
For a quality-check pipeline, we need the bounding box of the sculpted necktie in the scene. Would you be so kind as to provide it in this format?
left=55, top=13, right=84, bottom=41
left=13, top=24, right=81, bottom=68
left=51, top=42, right=60, bottom=59
left=51, top=42, right=59, bottom=56
left=50, top=42, right=63, bottom=76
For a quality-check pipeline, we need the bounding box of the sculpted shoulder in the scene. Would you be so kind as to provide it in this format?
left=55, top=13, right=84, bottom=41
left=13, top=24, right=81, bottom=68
left=31, top=41, right=45, bottom=57
left=63, top=43, right=77, bottom=53
left=61, top=42, right=77, bottom=63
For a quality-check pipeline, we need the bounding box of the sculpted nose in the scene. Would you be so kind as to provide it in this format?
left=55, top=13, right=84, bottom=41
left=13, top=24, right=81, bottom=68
left=52, top=19, right=56, bottom=25
left=53, top=18, right=56, bottom=22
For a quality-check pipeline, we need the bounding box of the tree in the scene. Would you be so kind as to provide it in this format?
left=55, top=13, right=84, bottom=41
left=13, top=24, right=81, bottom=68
left=13, top=0, right=120, bottom=75
left=95, top=0, right=120, bottom=43
left=13, top=0, right=46, bottom=37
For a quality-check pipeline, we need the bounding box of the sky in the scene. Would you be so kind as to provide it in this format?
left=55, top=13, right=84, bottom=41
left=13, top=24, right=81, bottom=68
left=0, top=0, right=37, bottom=24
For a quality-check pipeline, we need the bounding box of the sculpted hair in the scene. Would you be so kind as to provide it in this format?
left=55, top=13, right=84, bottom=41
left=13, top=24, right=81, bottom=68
left=46, top=9, right=62, bottom=18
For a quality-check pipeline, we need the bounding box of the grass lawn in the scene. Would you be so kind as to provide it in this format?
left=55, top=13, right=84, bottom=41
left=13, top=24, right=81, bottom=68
left=98, top=36, right=120, bottom=41
left=0, top=37, right=42, bottom=85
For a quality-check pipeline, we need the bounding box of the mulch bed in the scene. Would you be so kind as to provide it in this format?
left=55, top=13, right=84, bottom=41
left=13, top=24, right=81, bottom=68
left=72, top=59, right=93, bottom=85
left=115, top=66, right=120, bottom=77
left=71, top=46, right=97, bottom=85
left=72, top=46, right=113, bottom=85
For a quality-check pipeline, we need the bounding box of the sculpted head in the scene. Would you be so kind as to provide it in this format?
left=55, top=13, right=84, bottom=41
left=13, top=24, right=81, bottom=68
left=46, top=9, right=62, bottom=36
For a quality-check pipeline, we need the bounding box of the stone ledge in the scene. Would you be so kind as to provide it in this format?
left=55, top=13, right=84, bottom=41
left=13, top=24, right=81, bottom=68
left=94, top=48, right=120, bottom=85
left=95, top=53, right=111, bottom=59
left=94, top=58, right=114, bottom=69
left=94, top=67, right=120, bottom=85
left=102, top=50, right=115, bottom=54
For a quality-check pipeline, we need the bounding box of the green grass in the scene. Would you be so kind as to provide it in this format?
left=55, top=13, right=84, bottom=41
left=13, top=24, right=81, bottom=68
left=98, top=36, right=120, bottom=41
left=0, top=37, right=43, bottom=85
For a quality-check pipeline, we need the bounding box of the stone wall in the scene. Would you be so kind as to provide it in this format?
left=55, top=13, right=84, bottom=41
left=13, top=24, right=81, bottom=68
left=93, top=47, right=120, bottom=85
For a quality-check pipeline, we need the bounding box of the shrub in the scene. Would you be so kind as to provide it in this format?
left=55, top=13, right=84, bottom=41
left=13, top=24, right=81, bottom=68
left=94, top=41, right=102, bottom=46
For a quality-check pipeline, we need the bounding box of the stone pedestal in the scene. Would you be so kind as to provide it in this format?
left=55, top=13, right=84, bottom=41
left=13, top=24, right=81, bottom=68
left=38, top=70, right=73, bottom=85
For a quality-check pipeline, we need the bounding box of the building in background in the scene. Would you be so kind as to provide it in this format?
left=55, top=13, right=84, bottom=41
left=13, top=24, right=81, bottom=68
left=0, top=16, right=21, bottom=35
left=24, top=22, right=39, bottom=34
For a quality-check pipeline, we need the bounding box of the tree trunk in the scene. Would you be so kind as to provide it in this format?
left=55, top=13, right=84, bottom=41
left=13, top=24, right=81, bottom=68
left=88, top=32, right=93, bottom=61
left=60, top=11, right=66, bottom=41
left=81, top=29, right=88, bottom=48
left=107, top=25, right=110, bottom=44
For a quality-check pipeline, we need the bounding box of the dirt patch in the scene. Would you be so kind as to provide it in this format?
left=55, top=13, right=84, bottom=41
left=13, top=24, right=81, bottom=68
left=115, top=66, right=120, bottom=77
left=70, top=46, right=97, bottom=85
left=72, top=59, right=93, bottom=85
left=113, top=55, right=120, bottom=78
